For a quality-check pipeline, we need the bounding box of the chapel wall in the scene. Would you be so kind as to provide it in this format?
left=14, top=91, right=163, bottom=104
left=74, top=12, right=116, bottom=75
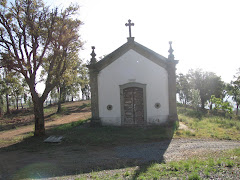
left=98, top=49, right=169, bottom=126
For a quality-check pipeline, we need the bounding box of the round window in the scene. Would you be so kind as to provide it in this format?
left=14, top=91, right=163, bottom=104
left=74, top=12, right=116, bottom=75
left=155, top=103, right=161, bottom=109
left=107, top=104, right=113, bottom=110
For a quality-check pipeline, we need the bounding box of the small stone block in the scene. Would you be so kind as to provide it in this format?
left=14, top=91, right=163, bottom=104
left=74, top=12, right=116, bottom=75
left=44, top=136, right=63, bottom=143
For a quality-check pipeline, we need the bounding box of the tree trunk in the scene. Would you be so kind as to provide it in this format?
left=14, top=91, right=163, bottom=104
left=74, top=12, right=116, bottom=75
left=21, top=97, right=23, bottom=109
left=81, top=89, right=84, bottom=100
left=209, top=102, right=212, bottom=110
left=33, top=99, right=45, bottom=136
left=16, top=96, right=19, bottom=110
left=62, top=86, right=66, bottom=103
left=86, top=86, right=90, bottom=100
left=57, top=99, right=62, bottom=113
left=236, top=104, right=239, bottom=115
left=201, top=99, right=205, bottom=109
left=6, top=93, right=10, bottom=114
left=0, top=96, right=2, bottom=116
left=57, top=87, right=62, bottom=113
left=72, top=95, right=74, bottom=101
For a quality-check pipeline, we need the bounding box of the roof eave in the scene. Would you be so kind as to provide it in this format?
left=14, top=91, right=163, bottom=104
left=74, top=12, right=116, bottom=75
left=89, top=40, right=171, bottom=71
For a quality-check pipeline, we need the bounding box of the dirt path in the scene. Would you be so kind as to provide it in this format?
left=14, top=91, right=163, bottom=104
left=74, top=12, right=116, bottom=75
left=179, top=122, right=194, bottom=132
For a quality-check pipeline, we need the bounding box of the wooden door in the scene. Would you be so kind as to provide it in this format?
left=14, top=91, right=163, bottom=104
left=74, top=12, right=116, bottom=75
left=123, top=87, right=144, bottom=125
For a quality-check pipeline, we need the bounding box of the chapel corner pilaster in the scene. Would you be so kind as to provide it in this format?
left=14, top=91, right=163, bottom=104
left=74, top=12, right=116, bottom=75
left=167, top=41, right=178, bottom=121
left=87, top=47, right=101, bottom=126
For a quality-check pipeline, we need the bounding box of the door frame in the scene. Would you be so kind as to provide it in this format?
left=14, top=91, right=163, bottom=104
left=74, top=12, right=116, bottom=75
left=120, top=82, right=147, bottom=126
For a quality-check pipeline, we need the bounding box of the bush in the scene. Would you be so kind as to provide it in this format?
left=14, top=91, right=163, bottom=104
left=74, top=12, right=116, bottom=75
left=188, top=172, right=201, bottom=180
left=174, top=120, right=179, bottom=131
left=210, top=95, right=233, bottom=115
left=186, top=110, right=203, bottom=120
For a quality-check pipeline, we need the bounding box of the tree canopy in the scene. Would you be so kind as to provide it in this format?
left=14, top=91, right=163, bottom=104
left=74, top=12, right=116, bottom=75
left=177, top=69, right=225, bottom=110
left=0, top=0, right=83, bottom=135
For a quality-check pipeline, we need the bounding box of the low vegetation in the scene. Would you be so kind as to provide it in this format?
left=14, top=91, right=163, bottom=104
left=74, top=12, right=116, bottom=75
left=175, top=105, right=240, bottom=140
left=50, top=148, right=240, bottom=180
left=135, top=148, right=240, bottom=180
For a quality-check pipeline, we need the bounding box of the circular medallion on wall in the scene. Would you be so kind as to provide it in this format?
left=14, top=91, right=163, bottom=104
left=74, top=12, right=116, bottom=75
left=107, top=104, right=113, bottom=110
left=155, top=103, right=161, bottom=109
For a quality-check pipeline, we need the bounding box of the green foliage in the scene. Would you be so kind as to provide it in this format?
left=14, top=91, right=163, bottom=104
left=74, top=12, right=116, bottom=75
left=78, top=64, right=90, bottom=99
left=227, top=68, right=240, bottom=115
left=225, top=159, right=233, bottom=167
left=0, top=0, right=6, bottom=7
left=181, top=69, right=225, bottom=109
left=0, top=0, right=83, bottom=135
left=188, top=173, right=201, bottom=180
left=173, top=120, right=179, bottom=131
left=210, top=95, right=232, bottom=115
left=190, top=89, right=201, bottom=111
left=124, top=171, right=130, bottom=177
left=176, top=73, right=191, bottom=104
left=0, top=69, right=29, bottom=113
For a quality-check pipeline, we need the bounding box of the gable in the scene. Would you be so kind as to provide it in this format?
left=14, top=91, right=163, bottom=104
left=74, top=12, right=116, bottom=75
left=98, top=49, right=168, bottom=81
left=92, top=38, right=169, bottom=72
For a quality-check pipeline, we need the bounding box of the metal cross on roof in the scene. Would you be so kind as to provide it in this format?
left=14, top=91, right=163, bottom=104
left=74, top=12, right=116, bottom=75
left=125, top=19, right=134, bottom=38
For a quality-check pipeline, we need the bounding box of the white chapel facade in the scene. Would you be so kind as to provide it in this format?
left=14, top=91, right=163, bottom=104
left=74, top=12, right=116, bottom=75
left=87, top=20, right=178, bottom=126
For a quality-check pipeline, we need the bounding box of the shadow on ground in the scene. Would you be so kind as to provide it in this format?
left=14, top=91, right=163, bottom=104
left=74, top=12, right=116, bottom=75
left=0, top=120, right=175, bottom=180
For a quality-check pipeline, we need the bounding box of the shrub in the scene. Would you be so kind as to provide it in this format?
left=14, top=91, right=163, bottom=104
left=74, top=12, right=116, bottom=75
left=188, top=172, right=201, bottom=180
left=225, top=159, right=233, bottom=167
left=174, top=120, right=179, bottom=130
left=210, top=95, right=233, bottom=115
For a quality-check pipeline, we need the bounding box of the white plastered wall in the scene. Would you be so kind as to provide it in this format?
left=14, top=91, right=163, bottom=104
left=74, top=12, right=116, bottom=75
left=98, top=49, right=169, bottom=126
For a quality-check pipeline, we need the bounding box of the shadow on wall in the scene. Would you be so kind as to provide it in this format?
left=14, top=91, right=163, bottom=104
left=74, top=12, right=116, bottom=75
left=0, top=121, right=176, bottom=180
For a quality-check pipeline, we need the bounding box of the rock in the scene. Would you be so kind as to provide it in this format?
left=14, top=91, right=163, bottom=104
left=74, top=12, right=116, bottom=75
left=44, top=136, right=63, bottom=143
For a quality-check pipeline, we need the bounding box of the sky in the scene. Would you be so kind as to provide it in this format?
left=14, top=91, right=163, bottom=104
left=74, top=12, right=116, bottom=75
left=41, top=0, right=240, bottom=83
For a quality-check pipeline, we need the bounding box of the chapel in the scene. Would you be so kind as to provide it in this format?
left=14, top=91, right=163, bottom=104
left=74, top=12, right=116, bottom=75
left=87, top=20, right=178, bottom=126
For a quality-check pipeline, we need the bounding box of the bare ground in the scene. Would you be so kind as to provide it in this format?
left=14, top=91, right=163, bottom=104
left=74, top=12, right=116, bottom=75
left=0, top=101, right=91, bottom=147
left=1, top=138, right=239, bottom=180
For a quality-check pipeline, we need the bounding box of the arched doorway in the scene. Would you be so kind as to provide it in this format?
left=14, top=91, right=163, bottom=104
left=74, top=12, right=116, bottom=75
left=120, top=83, right=147, bottom=125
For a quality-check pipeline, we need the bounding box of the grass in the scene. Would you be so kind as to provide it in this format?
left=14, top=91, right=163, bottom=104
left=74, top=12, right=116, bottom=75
left=62, top=148, right=240, bottom=180
left=175, top=106, right=240, bottom=140
left=50, top=121, right=174, bottom=147
left=11, top=162, right=61, bottom=180
left=1, top=117, right=174, bottom=152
